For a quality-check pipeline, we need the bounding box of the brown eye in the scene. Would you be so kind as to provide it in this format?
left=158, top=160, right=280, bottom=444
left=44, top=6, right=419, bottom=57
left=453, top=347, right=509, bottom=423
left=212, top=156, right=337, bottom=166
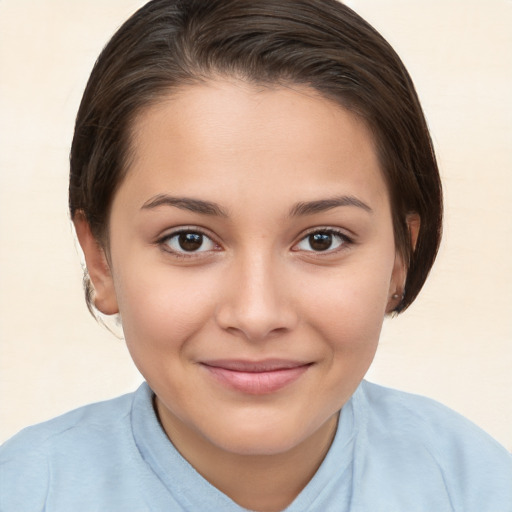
left=295, top=230, right=349, bottom=253
left=178, top=232, right=203, bottom=251
left=163, top=230, right=217, bottom=254
left=308, top=232, right=333, bottom=251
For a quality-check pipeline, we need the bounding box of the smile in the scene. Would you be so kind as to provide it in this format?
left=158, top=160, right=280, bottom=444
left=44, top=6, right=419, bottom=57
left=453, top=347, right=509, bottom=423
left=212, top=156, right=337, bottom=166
left=200, top=360, right=312, bottom=395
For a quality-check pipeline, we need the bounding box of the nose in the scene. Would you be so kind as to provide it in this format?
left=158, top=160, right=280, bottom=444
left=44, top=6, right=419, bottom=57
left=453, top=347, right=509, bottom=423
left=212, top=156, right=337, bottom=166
left=214, top=252, right=298, bottom=342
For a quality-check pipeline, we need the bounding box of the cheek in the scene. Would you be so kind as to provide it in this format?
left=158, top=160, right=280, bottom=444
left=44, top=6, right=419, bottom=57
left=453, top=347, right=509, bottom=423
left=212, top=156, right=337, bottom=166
left=307, top=266, right=391, bottom=327
left=113, top=262, right=219, bottom=355
left=300, top=255, right=394, bottom=361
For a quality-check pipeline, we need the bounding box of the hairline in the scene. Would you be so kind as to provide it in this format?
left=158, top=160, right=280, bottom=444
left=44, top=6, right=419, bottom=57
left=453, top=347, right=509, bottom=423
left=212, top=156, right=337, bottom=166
left=97, top=75, right=407, bottom=258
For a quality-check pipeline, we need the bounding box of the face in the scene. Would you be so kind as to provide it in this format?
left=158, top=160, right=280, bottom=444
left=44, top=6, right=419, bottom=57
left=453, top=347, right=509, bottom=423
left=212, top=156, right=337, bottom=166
left=78, top=80, right=406, bottom=458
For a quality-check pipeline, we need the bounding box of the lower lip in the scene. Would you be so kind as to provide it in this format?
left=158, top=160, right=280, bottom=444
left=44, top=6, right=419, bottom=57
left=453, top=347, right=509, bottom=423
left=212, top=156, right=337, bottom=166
left=202, top=365, right=310, bottom=395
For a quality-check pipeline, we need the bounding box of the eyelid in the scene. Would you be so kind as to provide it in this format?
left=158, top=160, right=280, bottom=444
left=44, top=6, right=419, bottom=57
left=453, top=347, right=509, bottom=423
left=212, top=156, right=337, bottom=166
left=292, top=227, right=354, bottom=253
left=156, top=226, right=222, bottom=257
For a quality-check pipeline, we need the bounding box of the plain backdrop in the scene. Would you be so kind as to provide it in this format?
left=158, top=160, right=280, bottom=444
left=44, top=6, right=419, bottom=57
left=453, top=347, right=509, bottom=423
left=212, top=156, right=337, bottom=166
left=0, top=0, right=511, bottom=449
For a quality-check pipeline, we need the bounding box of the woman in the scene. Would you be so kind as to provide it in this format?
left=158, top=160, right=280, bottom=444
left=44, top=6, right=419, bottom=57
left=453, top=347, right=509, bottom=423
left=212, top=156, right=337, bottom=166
left=1, top=1, right=511, bottom=510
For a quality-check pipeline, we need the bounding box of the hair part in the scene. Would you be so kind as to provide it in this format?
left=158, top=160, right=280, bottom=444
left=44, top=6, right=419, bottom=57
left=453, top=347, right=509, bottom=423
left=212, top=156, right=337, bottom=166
left=69, top=0, right=442, bottom=314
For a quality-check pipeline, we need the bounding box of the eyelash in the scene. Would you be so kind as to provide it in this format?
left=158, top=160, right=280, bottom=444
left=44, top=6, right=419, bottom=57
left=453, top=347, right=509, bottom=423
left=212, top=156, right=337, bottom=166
left=156, top=227, right=353, bottom=259
left=293, top=228, right=353, bottom=255
left=157, top=228, right=220, bottom=258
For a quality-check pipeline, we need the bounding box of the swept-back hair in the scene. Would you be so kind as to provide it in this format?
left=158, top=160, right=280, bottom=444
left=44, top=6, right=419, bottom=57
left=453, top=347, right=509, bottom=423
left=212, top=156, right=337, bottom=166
left=70, top=0, right=442, bottom=313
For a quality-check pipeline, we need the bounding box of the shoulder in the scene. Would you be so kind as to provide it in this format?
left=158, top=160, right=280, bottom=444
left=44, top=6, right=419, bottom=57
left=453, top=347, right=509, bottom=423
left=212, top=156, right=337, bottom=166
left=359, top=380, right=510, bottom=451
left=355, top=380, right=512, bottom=510
left=0, top=388, right=139, bottom=510
left=1, top=388, right=135, bottom=454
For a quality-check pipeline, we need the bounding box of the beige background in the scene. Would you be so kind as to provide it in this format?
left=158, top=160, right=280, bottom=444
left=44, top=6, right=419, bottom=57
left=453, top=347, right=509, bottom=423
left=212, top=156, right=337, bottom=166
left=1, top=1, right=511, bottom=449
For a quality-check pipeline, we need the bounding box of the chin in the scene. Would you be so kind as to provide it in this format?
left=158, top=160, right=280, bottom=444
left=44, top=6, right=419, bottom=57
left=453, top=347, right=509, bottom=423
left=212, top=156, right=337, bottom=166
left=203, top=410, right=333, bottom=457
left=214, top=430, right=305, bottom=457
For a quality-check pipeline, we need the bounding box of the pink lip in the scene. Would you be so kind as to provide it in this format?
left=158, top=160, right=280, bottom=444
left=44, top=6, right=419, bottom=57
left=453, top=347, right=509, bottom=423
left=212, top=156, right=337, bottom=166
left=200, top=359, right=312, bottom=395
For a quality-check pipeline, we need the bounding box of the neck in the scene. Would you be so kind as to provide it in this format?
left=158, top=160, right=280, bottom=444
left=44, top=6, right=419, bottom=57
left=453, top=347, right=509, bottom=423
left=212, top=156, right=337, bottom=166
left=155, top=399, right=338, bottom=512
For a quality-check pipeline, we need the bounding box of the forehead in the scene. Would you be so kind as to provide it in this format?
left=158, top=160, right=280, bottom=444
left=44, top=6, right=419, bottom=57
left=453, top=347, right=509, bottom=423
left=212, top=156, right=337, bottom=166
left=121, top=80, right=389, bottom=213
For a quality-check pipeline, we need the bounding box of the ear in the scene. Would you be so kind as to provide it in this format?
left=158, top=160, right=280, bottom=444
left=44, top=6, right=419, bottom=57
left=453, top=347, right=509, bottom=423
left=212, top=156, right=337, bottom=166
left=73, top=212, right=119, bottom=315
left=407, top=212, right=420, bottom=252
left=387, top=213, right=420, bottom=313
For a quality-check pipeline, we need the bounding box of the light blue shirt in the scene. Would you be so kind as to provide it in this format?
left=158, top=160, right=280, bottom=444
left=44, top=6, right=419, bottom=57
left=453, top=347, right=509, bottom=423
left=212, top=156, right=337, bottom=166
left=1, top=381, right=511, bottom=511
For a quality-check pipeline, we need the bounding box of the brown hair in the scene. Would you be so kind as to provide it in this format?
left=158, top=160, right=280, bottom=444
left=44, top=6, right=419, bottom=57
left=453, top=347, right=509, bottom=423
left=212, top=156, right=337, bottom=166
left=69, top=0, right=442, bottom=314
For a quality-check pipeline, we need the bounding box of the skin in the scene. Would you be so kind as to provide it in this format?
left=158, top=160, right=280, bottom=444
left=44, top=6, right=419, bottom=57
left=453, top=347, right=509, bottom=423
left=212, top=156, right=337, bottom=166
left=75, top=80, right=414, bottom=512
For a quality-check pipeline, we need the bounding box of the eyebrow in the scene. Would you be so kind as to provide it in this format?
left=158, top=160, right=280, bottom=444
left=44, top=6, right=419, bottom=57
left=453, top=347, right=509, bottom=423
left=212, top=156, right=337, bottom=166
left=141, top=195, right=228, bottom=217
left=289, top=195, right=373, bottom=216
left=141, top=193, right=372, bottom=218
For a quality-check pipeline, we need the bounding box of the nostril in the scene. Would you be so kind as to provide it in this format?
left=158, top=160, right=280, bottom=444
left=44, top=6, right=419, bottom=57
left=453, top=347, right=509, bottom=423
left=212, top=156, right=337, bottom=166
left=222, top=322, right=291, bottom=343
left=213, top=263, right=299, bottom=341
left=215, top=301, right=298, bottom=342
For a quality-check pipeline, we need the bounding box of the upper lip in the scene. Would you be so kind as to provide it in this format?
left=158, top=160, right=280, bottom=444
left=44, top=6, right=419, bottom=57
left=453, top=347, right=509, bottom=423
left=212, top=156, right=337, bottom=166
left=200, top=359, right=312, bottom=373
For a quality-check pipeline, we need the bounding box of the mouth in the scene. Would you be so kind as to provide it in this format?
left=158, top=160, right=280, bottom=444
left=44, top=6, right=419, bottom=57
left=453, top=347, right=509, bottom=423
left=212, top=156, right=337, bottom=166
left=200, top=359, right=312, bottom=395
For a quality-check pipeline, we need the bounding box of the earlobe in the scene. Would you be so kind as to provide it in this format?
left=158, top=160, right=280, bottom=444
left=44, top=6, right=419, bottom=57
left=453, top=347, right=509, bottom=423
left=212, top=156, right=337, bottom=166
left=73, top=212, right=119, bottom=315
left=387, top=252, right=406, bottom=314
left=387, top=213, right=421, bottom=313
